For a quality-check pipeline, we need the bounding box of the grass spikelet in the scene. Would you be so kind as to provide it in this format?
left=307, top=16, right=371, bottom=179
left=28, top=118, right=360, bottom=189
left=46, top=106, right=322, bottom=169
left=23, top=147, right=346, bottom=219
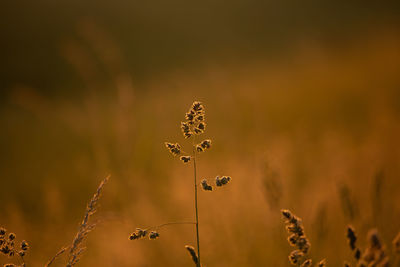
left=198, top=139, right=211, bottom=151
left=215, top=176, right=231, bottom=187
left=317, top=259, right=326, bottom=266
left=180, top=156, right=191, bottom=163
left=185, top=245, right=199, bottom=265
left=64, top=176, right=109, bottom=267
left=360, top=229, right=388, bottom=265
left=301, top=259, right=312, bottom=267
left=347, top=225, right=357, bottom=251
left=201, top=179, right=213, bottom=191
left=288, top=250, right=304, bottom=264
left=149, top=231, right=160, bottom=240
left=281, top=209, right=312, bottom=265
left=165, top=142, right=181, bottom=156
left=0, top=227, right=29, bottom=267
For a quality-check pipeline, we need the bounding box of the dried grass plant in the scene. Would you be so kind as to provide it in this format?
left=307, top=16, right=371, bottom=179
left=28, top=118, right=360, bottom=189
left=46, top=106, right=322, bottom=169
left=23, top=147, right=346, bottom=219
left=46, top=175, right=109, bottom=267
left=129, top=101, right=232, bottom=266
left=281, top=209, right=326, bottom=266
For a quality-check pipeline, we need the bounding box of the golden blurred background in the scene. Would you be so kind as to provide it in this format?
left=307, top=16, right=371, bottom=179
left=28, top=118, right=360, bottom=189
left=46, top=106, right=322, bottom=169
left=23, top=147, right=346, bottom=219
left=1, top=1, right=400, bottom=266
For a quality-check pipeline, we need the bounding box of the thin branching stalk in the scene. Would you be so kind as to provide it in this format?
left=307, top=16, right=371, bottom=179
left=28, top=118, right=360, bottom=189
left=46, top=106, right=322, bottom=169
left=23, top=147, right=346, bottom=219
left=54, top=175, right=110, bottom=267
left=147, top=222, right=196, bottom=230
left=192, top=139, right=201, bottom=267
left=45, top=246, right=68, bottom=267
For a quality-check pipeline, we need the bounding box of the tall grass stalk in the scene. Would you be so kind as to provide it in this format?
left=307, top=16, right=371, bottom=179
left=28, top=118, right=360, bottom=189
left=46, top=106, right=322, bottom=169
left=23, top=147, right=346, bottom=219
left=192, top=138, right=201, bottom=267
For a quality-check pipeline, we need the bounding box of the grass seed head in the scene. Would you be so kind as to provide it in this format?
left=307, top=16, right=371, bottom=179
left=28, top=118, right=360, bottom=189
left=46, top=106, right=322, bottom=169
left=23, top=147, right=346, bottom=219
left=317, top=259, right=326, bottom=267
left=180, top=156, right=191, bottom=163
left=21, top=240, right=29, bottom=251
left=196, top=145, right=204, bottom=153
left=185, top=245, right=199, bottom=265
left=301, top=259, right=312, bottom=267
left=289, top=250, right=304, bottom=265
left=149, top=231, right=160, bottom=240
left=215, top=176, right=231, bottom=187
left=199, top=139, right=211, bottom=150
left=7, top=234, right=15, bottom=241
left=201, top=179, right=213, bottom=191
left=165, top=142, right=181, bottom=156
left=347, top=225, right=357, bottom=251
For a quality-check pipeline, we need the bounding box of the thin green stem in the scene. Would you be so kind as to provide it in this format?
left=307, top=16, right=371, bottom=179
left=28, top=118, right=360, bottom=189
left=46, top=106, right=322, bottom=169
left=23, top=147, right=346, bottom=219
left=192, top=140, right=201, bottom=267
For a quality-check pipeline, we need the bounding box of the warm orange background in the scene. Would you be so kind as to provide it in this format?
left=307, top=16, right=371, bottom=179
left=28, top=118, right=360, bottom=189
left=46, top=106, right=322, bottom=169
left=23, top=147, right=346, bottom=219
left=1, top=1, right=400, bottom=266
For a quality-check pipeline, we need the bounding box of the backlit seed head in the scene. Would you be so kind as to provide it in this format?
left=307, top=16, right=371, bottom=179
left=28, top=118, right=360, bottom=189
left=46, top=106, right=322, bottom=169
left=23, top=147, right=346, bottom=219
left=317, top=259, right=326, bottom=267
left=4, top=264, right=16, bottom=267
left=354, top=248, right=361, bottom=260
left=181, top=122, right=193, bottom=139
left=343, top=261, right=350, bottom=267
left=191, top=101, right=204, bottom=113
left=288, top=234, right=299, bottom=246
left=185, top=111, right=195, bottom=122
left=8, top=234, right=15, bottom=241
left=0, top=228, right=6, bottom=236
left=129, top=233, right=139, bottom=240
left=129, top=228, right=148, bottom=240
left=185, top=245, right=199, bottom=265
left=196, top=145, right=204, bottom=153
left=195, top=115, right=204, bottom=122
left=286, top=224, right=304, bottom=236
left=180, top=156, right=191, bottom=163
left=165, top=142, right=181, bottom=156
left=197, top=122, right=205, bottom=130
left=367, top=229, right=382, bottom=250
left=282, top=210, right=293, bottom=221
left=301, top=259, right=312, bottom=267
left=1, top=245, right=11, bottom=255
left=165, top=142, right=174, bottom=149
left=347, top=225, right=357, bottom=251
left=21, top=240, right=29, bottom=251
left=194, top=127, right=203, bottom=134
left=289, top=250, right=304, bottom=265
left=18, top=251, right=25, bottom=257
left=200, top=139, right=211, bottom=149
left=216, top=176, right=231, bottom=187
left=201, top=179, right=213, bottom=191
left=149, top=231, right=160, bottom=240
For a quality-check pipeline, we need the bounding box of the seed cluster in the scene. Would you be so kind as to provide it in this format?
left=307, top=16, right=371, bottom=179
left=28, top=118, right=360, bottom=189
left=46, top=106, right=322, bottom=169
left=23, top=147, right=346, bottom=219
left=0, top=227, right=29, bottom=267
left=129, top=228, right=160, bottom=241
left=182, top=101, right=206, bottom=138
left=165, top=142, right=181, bottom=156
left=196, top=139, right=211, bottom=153
left=200, top=176, right=231, bottom=192
left=345, top=226, right=390, bottom=267
left=165, top=102, right=212, bottom=163
left=281, top=210, right=325, bottom=266
left=185, top=245, right=199, bottom=265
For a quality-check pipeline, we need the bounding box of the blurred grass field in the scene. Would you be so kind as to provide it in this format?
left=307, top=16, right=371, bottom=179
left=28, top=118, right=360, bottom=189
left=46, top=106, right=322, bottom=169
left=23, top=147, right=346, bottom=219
left=1, top=2, right=400, bottom=266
